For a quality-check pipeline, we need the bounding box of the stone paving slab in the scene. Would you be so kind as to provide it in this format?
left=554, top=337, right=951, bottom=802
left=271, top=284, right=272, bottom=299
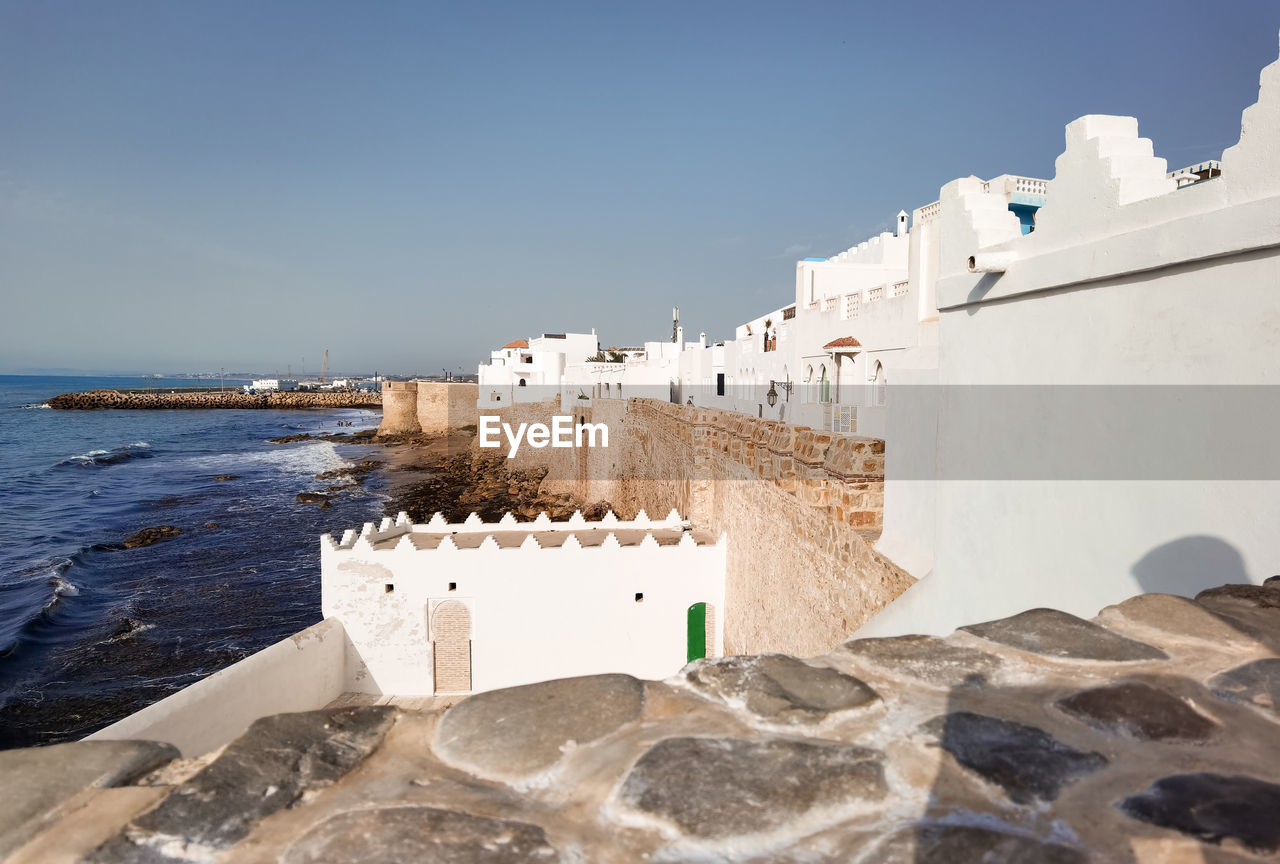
left=7, top=787, right=169, bottom=864
left=88, top=707, right=396, bottom=862
left=3, top=582, right=1279, bottom=862
left=0, top=740, right=178, bottom=859
left=434, top=673, right=645, bottom=783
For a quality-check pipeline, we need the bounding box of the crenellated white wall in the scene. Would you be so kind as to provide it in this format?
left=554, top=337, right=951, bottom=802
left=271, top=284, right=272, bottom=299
left=865, top=36, right=1280, bottom=638
left=321, top=510, right=727, bottom=695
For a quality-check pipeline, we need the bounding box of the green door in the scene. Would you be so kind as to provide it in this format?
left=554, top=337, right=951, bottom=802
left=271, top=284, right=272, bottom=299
left=687, top=602, right=707, bottom=662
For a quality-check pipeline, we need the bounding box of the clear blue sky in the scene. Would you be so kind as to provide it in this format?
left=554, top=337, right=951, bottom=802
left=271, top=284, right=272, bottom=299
left=1, top=0, right=1276, bottom=376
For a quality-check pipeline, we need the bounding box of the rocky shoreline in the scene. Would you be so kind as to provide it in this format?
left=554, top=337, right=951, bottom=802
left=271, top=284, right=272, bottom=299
left=377, top=432, right=611, bottom=524
left=264, top=425, right=602, bottom=524
left=47, top=390, right=382, bottom=410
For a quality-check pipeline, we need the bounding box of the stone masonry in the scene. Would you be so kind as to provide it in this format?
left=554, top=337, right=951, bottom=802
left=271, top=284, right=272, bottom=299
left=5, top=580, right=1280, bottom=862
left=47, top=390, right=381, bottom=410
left=377, top=381, right=479, bottom=436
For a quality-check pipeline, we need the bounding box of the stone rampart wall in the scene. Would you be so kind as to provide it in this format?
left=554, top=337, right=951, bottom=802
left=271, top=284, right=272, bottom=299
left=376, top=382, right=479, bottom=435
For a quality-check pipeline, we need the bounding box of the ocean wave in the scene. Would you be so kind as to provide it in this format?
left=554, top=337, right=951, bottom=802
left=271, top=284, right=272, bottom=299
left=57, top=442, right=156, bottom=468
left=50, top=575, right=80, bottom=598
left=0, top=559, right=77, bottom=655
left=185, top=439, right=351, bottom=477
left=100, top=617, right=154, bottom=645
left=38, top=564, right=78, bottom=615
left=18, top=402, right=51, bottom=410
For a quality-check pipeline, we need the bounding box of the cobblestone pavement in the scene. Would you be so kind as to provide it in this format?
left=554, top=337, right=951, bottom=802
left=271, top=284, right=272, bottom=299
left=4, top=581, right=1280, bottom=862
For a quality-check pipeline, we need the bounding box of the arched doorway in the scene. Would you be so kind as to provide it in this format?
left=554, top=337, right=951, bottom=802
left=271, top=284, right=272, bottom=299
left=432, top=600, right=472, bottom=693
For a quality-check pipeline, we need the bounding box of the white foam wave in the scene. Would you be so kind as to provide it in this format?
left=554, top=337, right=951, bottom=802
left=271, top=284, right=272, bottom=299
left=40, top=575, right=79, bottom=614
left=51, top=576, right=80, bottom=597
left=20, top=402, right=51, bottom=409
left=58, top=443, right=154, bottom=467
left=184, top=439, right=351, bottom=477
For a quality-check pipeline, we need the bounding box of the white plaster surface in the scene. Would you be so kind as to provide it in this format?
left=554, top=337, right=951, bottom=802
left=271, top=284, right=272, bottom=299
left=87, top=618, right=347, bottom=756
left=865, top=40, right=1280, bottom=637
left=322, top=514, right=727, bottom=695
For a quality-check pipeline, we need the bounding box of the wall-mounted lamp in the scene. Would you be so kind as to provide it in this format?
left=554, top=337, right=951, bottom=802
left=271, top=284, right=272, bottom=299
left=766, top=380, right=792, bottom=407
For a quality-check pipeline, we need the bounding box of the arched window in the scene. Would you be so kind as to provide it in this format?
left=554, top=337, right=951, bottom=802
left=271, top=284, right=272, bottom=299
left=870, top=360, right=886, bottom=407
left=819, top=365, right=830, bottom=404
left=517, top=378, right=527, bottom=387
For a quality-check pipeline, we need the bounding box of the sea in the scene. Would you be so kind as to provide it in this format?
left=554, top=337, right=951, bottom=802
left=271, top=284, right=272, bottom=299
left=0, top=375, right=387, bottom=749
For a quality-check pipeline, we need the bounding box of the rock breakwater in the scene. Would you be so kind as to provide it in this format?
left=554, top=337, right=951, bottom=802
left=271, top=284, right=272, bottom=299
left=47, top=390, right=382, bottom=411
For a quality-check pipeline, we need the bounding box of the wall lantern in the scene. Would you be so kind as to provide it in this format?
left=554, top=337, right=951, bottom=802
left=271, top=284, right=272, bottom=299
left=766, top=379, right=792, bottom=407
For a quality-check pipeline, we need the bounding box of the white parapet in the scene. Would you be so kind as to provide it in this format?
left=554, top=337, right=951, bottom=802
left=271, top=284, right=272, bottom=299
left=88, top=618, right=347, bottom=757
left=321, top=511, right=727, bottom=698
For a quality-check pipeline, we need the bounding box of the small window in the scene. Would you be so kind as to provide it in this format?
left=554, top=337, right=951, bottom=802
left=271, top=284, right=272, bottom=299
left=448, top=582, right=457, bottom=592
left=634, top=592, right=644, bottom=603
left=384, top=584, right=394, bottom=594
left=517, top=379, right=526, bottom=387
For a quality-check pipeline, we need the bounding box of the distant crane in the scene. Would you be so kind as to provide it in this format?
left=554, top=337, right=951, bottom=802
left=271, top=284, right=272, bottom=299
left=320, top=349, right=329, bottom=384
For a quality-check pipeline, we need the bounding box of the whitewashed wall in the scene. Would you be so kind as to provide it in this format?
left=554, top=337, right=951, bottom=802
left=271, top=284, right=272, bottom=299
left=865, top=41, right=1280, bottom=637
left=88, top=618, right=347, bottom=756
left=321, top=512, right=727, bottom=695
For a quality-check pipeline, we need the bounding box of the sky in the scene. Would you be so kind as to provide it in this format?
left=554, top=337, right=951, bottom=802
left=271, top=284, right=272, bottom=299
left=1, top=0, right=1277, bottom=377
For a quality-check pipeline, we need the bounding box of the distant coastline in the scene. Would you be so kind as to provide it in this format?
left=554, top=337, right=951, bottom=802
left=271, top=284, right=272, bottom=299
left=47, top=389, right=382, bottom=410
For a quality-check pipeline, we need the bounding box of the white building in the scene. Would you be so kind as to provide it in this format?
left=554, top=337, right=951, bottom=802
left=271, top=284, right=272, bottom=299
left=560, top=338, right=696, bottom=409
left=859, top=45, right=1280, bottom=635
left=674, top=179, right=1047, bottom=439
left=477, top=329, right=699, bottom=410
left=478, top=332, right=599, bottom=406
left=89, top=509, right=725, bottom=755
left=244, top=378, right=298, bottom=392
left=322, top=510, right=725, bottom=695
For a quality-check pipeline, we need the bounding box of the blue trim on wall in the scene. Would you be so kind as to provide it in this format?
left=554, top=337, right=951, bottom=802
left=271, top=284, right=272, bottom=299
left=1008, top=203, right=1040, bottom=236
